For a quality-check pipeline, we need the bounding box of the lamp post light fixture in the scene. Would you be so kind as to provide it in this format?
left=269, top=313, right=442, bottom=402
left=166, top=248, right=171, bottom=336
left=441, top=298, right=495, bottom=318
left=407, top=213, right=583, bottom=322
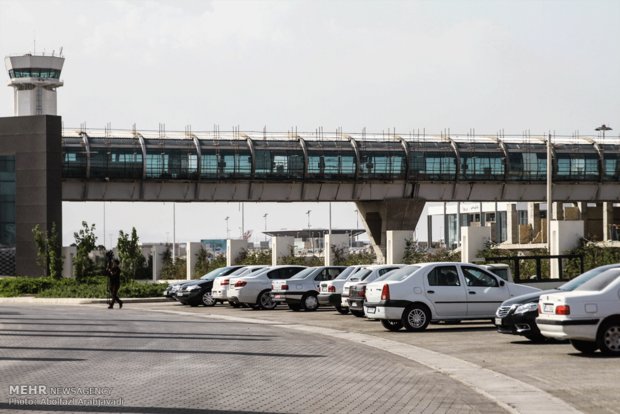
left=596, top=124, right=612, bottom=139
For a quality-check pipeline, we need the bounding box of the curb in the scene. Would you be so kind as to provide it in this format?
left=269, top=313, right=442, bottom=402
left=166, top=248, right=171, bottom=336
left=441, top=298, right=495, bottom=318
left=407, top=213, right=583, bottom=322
left=0, top=297, right=167, bottom=305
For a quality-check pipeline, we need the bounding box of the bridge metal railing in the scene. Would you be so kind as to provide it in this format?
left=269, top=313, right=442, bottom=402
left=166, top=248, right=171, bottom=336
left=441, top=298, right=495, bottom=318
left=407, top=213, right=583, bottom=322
left=485, top=254, right=584, bottom=282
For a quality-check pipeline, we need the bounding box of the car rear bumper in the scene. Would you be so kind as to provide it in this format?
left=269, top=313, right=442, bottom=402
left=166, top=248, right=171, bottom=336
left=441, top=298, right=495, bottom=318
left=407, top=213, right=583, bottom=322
left=318, top=293, right=340, bottom=306
left=348, top=298, right=364, bottom=311
left=212, top=289, right=228, bottom=300
left=536, top=317, right=600, bottom=341
left=364, top=305, right=404, bottom=320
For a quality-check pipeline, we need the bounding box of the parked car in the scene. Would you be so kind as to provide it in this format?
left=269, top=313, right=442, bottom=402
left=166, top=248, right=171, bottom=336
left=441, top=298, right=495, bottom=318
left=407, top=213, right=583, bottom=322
left=228, top=266, right=307, bottom=310
left=495, top=264, right=620, bottom=342
left=271, top=266, right=346, bottom=311
left=347, top=266, right=405, bottom=317
left=175, top=266, right=244, bottom=307
left=342, top=265, right=404, bottom=317
left=364, top=262, right=539, bottom=332
left=212, top=265, right=267, bottom=306
left=163, top=265, right=243, bottom=301
left=537, top=268, right=620, bottom=355
left=318, top=266, right=365, bottom=314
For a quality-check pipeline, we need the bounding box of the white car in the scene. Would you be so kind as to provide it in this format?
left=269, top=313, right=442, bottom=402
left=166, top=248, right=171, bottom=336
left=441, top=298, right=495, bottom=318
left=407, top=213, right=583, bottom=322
left=341, top=265, right=404, bottom=317
left=364, top=262, right=539, bottom=332
left=228, top=266, right=306, bottom=310
left=271, top=266, right=346, bottom=311
left=318, top=266, right=365, bottom=314
left=537, top=268, right=620, bottom=355
left=212, top=265, right=266, bottom=306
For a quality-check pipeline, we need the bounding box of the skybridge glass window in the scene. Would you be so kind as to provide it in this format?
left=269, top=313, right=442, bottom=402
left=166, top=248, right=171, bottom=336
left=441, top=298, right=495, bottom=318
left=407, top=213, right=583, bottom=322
left=409, top=151, right=457, bottom=180
left=62, top=147, right=88, bottom=178
left=306, top=142, right=357, bottom=180
left=145, top=150, right=197, bottom=180
left=91, top=148, right=143, bottom=179
left=601, top=145, right=620, bottom=181
left=357, top=142, right=407, bottom=180
left=199, top=140, right=252, bottom=179
left=253, top=141, right=305, bottom=180
left=505, top=144, right=547, bottom=181
left=555, top=152, right=599, bottom=181
left=459, top=154, right=504, bottom=181
left=0, top=155, right=16, bottom=249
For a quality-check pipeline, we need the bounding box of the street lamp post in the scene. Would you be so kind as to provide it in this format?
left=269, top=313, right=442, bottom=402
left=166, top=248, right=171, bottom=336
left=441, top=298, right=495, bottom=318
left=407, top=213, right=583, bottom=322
left=353, top=209, right=359, bottom=245
left=263, top=213, right=268, bottom=242
left=596, top=124, right=612, bottom=139
left=306, top=210, right=312, bottom=254
left=225, top=216, right=230, bottom=239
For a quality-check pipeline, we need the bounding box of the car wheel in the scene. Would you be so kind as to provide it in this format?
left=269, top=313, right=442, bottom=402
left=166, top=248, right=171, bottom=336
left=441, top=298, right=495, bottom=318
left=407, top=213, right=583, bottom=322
left=597, top=321, right=620, bottom=355
left=351, top=310, right=365, bottom=318
left=571, top=339, right=598, bottom=354
left=258, top=291, right=277, bottom=310
left=202, top=292, right=216, bottom=307
left=302, top=294, right=319, bottom=311
left=381, top=319, right=403, bottom=331
left=288, top=303, right=301, bottom=312
left=402, top=305, right=431, bottom=332
left=335, top=305, right=349, bottom=315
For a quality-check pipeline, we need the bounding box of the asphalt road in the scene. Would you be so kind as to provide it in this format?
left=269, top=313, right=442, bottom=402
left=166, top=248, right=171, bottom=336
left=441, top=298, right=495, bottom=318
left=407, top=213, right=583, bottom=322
left=0, top=304, right=503, bottom=414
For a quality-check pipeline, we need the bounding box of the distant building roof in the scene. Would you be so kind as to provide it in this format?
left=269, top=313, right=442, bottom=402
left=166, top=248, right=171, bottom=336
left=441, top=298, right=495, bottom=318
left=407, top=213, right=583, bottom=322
left=263, top=229, right=365, bottom=238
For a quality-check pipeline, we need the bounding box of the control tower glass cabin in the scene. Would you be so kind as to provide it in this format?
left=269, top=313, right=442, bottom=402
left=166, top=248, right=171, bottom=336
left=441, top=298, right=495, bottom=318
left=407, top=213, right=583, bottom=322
left=5, top=54, right=64, bottom=116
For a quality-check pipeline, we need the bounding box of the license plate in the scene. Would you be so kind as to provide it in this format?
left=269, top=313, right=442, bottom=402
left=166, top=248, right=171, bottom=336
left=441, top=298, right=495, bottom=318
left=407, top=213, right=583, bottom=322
left=543, top=304, right=554, bottom=313
left=495, top=317, right=502, bottom=325
left=366, top=307, right=375, bottom=314
left=351, top=302, right=357, bottom=307
left=274, top=294, right=282, bottom=299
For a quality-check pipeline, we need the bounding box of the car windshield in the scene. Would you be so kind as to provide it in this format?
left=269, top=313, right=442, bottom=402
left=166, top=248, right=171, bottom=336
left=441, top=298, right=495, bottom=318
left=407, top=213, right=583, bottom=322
left=335, top=267, right=357, bottom=280
left=574, top=269, right=620, bottom=291
left=350, top=269, right=371, bottom=282
left=382, top=266, right=422, bottom=282
left=559, top=264, right=620, bottom=291
left=289, top=268, right=317, bottom=280
left=200, top=267, right=232, bottom=281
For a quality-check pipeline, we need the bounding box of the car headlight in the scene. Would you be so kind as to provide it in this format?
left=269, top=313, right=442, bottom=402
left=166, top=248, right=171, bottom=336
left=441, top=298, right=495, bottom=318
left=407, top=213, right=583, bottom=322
left=514, top=302, right=538, bottom=314
left=186, top=285, right=201, bottom=291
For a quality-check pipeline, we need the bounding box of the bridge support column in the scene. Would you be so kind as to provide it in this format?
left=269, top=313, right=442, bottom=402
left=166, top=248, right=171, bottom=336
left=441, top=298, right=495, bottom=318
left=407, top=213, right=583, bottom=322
left=355, top=199, right=425, bottom=264
left=227, top=240, right=248, bottom=266
left=324, top=234, right=350, bottom=266
left=506, top=203, right=519, bottom=244
left=186, top=242, right=202, bottom=279
left=461, top=226, right=492, bottom=263
left=550, top=220, right=584, bottom=279
left=151, top=244, right=167, bottom=281
left=527, top=202, right=542, bottom=242
left=386, top=230, right=411, bottom=265
left=272, top=236, right=294, bottom=265
left=603, top=202, right=614, bottom=242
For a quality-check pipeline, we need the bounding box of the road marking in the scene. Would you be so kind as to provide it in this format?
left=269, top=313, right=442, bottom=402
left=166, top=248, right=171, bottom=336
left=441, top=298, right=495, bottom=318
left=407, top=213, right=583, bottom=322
left=152, top=309, right=582, bottom=414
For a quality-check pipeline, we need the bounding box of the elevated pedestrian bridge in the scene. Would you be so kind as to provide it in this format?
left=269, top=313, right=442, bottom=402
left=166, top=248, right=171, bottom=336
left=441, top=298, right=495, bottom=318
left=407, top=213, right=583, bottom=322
left=61, top=129, right=620, bottom=203
left=61, top=128, right=620, bottom=260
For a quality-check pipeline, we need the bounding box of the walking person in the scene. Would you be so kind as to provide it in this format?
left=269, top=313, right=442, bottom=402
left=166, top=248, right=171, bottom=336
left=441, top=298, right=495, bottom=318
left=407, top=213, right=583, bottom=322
left=107, top=259, right=123, bottom=309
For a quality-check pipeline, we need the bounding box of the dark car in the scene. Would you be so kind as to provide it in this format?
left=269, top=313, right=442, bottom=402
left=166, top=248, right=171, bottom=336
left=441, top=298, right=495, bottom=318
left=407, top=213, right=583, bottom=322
left=176, top=266, right=244, bottom=307
left=495, top=263, right=620, bottom=341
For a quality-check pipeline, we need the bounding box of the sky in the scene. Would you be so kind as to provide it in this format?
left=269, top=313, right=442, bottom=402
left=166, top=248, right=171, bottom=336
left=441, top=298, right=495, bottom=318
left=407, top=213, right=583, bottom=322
left=1, top=0, right=619, bottom=246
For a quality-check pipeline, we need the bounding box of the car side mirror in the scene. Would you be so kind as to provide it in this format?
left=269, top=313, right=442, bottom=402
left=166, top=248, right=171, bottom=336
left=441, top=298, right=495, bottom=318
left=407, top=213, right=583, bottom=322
left=499, top=280, right=505, bottom=287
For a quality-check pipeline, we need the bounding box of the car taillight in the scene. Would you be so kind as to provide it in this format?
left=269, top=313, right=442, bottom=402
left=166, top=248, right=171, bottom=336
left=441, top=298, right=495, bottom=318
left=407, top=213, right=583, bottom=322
left=328, top=285, right=336, bottom=293
left=281, top=284, right=288, bottom=290
left=235, top=280, right=247, bottom=288
left=221, top=279, right=229, bottom=286
left=381, top=284, right=390, bottom=301
left=555, top=305, right=570, bottom=315
left=537, top=303, right=541, bottom=314
left=361, top=286, right=367, bottom=300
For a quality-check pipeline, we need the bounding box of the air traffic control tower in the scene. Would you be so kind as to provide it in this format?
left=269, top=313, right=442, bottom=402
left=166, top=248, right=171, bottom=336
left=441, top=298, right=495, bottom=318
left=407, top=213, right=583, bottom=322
left=0, top=54, right=63, bottom=276
left=5, top=54, right=64, bottom=116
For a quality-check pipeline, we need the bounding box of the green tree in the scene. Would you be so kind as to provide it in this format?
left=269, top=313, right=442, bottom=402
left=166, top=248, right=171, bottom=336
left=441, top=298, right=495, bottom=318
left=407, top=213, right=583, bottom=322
left=32, top=222, right=63, bottom=279
left=160, top=245, right=175, bottom=280
left=402, top=238, right=426, bottom=264
left=73, top=221, right=98, bottom=281
left=116, top=227, right=146, bottom=281
left=236, top=249, right=272, bottom=265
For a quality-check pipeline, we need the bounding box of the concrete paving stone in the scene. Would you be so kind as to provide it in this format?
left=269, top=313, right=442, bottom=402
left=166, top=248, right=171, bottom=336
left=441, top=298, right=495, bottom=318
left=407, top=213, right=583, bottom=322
left=1, top=304, right=503, bottom=414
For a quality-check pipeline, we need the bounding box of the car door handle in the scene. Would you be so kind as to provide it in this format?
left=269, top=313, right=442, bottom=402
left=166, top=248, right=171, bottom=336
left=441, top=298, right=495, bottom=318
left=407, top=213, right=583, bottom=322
left=469, top=291, right=476, bottom=295
left=427, top=290, right=435, bottom=294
